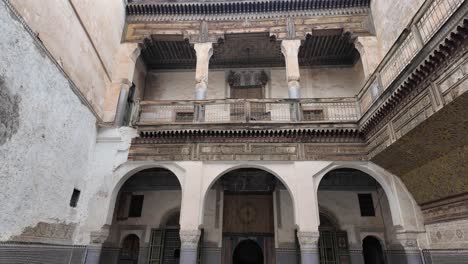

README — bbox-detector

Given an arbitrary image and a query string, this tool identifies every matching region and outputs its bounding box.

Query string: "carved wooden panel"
[223,194,274,234]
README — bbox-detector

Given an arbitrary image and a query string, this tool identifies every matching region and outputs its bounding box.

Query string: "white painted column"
[294,162,329,264]
[179,162,204,264]
[194,42,213,100]
[179,230,201,264]
[281,39,302,99]
[297,231,321,264]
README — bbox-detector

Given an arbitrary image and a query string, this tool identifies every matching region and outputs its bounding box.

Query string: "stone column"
[297,231,320,264]
[194,42,213,100]
[281,39,302,99]
[179,229,201,264]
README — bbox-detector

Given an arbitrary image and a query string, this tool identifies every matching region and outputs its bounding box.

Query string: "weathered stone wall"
[0,2,97,242]
[8,0,126,118]
[144,64,364,100]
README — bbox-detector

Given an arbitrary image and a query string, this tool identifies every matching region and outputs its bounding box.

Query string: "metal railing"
[357,0,465,114]
[135,98,360,125]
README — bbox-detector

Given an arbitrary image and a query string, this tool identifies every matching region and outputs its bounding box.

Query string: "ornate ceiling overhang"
[123,0,374,43]
[141,32,359,69]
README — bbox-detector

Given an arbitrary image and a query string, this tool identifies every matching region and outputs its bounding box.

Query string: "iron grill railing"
[135,98,360,125]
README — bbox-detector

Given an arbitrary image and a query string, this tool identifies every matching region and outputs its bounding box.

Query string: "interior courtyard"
[0,0,467,264]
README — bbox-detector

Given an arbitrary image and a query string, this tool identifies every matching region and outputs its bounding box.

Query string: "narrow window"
[128,195,144,217]
[70,189,81,208]
[358,193,375,217]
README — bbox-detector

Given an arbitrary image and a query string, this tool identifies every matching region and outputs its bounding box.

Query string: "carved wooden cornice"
[126,0,371,21]
[136,128,364,144]
[124,0,373,43]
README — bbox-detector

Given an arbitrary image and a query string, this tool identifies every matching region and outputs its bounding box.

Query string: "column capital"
[281,39,302,55]
[179,229,201,249]
[297,231,320,250]
[193,42,214,56]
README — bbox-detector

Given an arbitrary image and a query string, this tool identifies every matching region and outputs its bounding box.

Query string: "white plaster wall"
[109,190,182,244]
[144,70,226,100]
[0,2,97,241]
[114,191,181,227]
[275,189,297,247]
[145,65,364,100]
[202,189,222,246]
[300,61,365,98]
[318,191,388,247]
[371,0,425,56]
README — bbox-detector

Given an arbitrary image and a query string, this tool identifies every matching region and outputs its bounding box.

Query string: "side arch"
[104,161,186,225]
[314,162,407,230]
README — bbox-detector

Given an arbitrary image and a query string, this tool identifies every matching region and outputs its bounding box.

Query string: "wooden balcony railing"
[132,98,360,125]
[357,0,464,115]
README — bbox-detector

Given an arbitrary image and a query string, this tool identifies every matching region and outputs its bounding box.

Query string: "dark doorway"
[362,236,385,264]
[119,234,139,264]
[233,239,264,264]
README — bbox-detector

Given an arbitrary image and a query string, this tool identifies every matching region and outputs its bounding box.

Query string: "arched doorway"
[317,168,393,264]
[233,239,264,264]
[202,168,295,264]
[362,236,385,264]
[119,234,140,264]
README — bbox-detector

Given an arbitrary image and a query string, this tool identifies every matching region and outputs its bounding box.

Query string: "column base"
[180,247,198,264]
[301,249,320,264]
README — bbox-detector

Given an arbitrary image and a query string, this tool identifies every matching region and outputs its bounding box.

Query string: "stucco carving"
[90,225,110,245]
[179,229,201,249]
[297,231,320,250]
[0,76,20,146]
